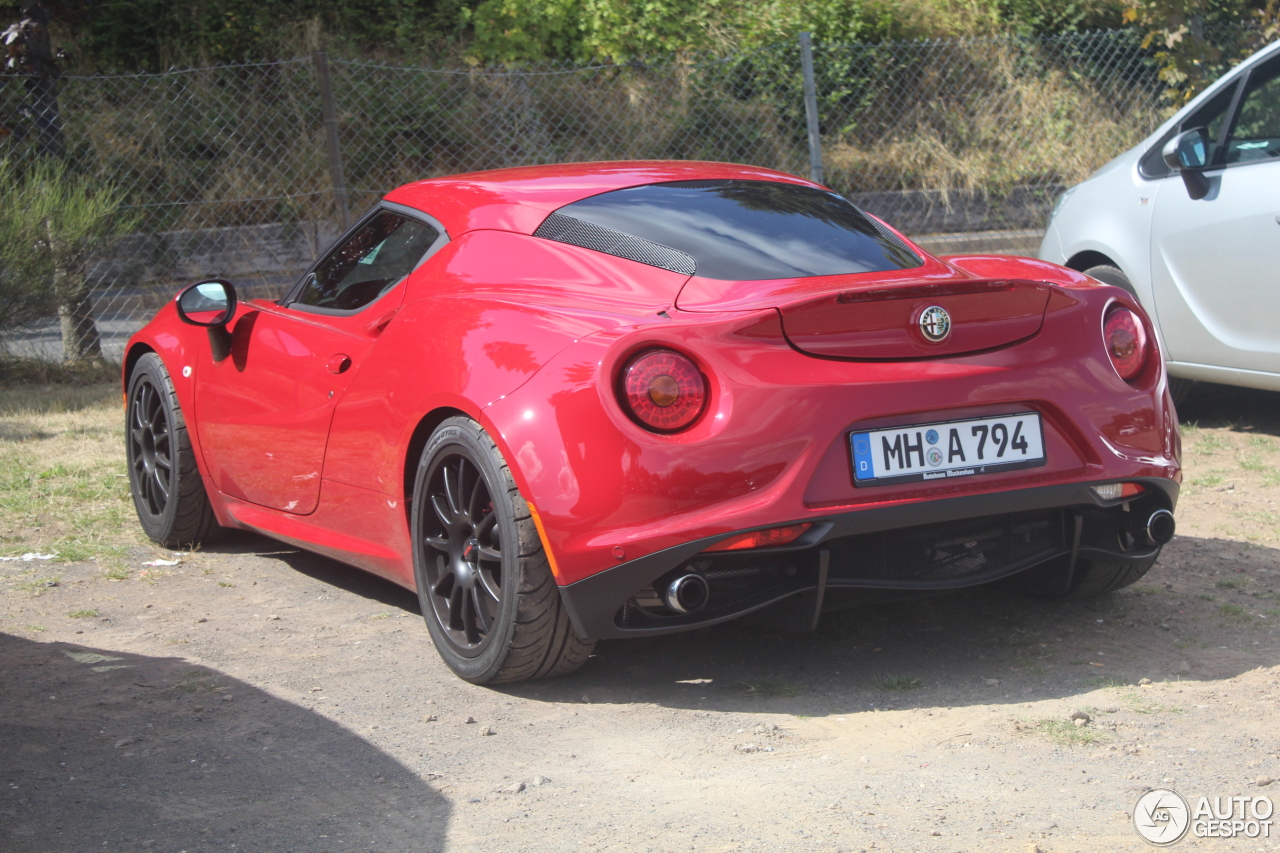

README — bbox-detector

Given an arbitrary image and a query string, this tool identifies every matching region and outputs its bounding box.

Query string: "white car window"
[1225,58,1280,164]
[1140,82,1238,177]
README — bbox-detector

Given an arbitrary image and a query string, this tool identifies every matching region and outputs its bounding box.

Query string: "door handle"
[326,354,352,374]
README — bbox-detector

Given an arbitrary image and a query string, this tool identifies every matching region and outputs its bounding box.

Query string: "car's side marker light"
[704,523,812,552]
[525,501,563,581]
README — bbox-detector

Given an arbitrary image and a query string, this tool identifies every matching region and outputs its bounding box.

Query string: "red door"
[194,302,376,514]
[193,206,443,515]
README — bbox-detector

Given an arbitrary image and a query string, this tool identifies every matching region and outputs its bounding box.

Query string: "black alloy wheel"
[128,373,173,519]
[411,417,595,684]
[125,353,224,548]
[419,452,505,655]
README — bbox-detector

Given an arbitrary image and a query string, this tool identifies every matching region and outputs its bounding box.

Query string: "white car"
[1040,39,1280,401]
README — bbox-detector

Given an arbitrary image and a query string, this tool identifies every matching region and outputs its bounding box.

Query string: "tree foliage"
[36,0,1130,70]
[0,160,134,332]
[46,0,479,71]
[463,0,1124,63]
[1123,0,1279,105]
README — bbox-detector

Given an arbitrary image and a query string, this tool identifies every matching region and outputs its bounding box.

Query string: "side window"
[295,211,439,312]
[1139,81,1238,179]
[1224,58,1280,164]
[1193,83,1238,164]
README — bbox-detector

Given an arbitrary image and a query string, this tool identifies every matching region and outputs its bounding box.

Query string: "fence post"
[313,50,351,230]
[798,32,824,185]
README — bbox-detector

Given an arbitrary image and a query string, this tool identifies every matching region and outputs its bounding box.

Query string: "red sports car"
[124,161,1181,684]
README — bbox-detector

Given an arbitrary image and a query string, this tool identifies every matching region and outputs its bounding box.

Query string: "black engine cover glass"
[541,179,921,280]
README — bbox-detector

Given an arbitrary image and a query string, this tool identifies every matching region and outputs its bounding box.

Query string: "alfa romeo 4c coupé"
[124,161,1181,683]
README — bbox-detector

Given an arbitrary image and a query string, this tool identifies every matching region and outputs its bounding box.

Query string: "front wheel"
[1082,263,1137,298]
[411,417,594,684]
[125,353,224,548]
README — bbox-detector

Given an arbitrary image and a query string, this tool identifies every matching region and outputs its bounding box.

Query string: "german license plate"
[851,412,1046,487]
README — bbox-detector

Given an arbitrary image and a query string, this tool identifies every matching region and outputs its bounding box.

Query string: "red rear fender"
[322,294,614,497]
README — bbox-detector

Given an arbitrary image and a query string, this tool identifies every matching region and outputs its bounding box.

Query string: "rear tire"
[411,417,595,684]
[1062,554,1157,599]
[125,353,224,549]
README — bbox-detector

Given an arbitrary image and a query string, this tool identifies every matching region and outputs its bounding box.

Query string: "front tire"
[1082,263,1137,298]
[411,417,594,684]
[125,353,224,548]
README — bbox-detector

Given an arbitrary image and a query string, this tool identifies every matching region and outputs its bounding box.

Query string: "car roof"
[383,160,818,237]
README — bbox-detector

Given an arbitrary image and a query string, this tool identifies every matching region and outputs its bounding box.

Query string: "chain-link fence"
[0,28,1245,365]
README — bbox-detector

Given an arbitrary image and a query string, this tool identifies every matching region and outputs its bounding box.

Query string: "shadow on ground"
[201,530,420,613]
[504,535,1279,716]
[176,381,1278,721]
[0,633,449,852]
[211,519,1279,721]
[1177,381,1280,434]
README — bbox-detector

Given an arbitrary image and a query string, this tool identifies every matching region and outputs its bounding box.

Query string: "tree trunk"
[57,287,102,364]
[46,218,101,364]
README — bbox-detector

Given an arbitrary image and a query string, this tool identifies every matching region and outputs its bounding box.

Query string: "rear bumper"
[558,477,1177,640]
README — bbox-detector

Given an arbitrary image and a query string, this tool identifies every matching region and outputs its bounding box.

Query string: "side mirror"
[176,280,237,361]
[1161,128,1212,200]
[177,280,237,326]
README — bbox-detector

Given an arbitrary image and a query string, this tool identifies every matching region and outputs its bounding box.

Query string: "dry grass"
[824,44,1161,194]
[1177,419,1280,545]
[0,382,145,565]
[1020,718,1111,746]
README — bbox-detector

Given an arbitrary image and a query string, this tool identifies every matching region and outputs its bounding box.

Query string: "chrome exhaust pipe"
[664,573,710,614]
[1142,509,1176,546]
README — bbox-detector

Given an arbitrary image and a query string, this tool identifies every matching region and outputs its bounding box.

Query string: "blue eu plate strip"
[852,433,875,481]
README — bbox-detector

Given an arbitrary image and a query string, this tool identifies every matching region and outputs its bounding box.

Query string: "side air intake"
[534,213,697,276]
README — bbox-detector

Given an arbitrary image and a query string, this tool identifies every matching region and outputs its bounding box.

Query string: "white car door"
[1150,55,1280,377]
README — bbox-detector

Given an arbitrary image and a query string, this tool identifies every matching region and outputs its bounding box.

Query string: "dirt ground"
[1,381,1278,853]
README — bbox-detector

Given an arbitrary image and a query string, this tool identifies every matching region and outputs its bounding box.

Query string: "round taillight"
[1104,306,1148,381]
[619,348,706,432]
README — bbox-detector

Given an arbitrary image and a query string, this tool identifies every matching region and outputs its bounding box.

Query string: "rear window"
[534,179,921,281]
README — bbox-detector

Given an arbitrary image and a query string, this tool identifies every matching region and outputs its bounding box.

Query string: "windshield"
[536,179,921,281]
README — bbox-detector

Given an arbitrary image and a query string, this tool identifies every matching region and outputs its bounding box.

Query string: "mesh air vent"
[534,213,697,276]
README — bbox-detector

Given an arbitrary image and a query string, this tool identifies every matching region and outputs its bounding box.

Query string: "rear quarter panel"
[321,229,689,497]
